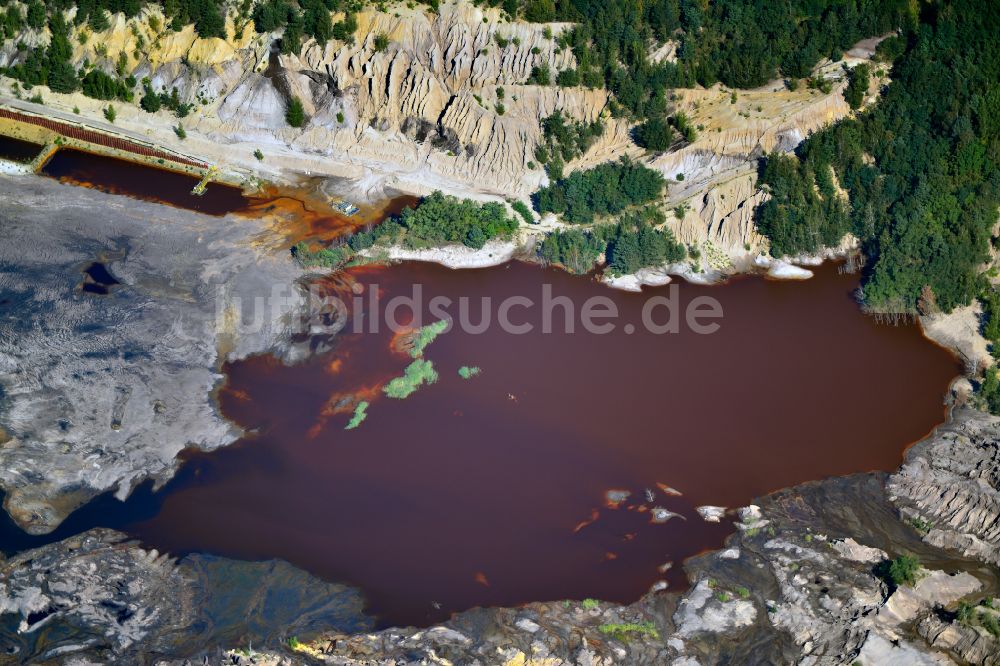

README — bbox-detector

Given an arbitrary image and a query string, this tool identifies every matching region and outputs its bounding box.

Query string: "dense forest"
[349,191,519,251]
[501,0,913,126]
[293,191,520,268]
[538,206,686,274]
[755,0,1000,314]
[532,110,604,180]
[6,0,998,313]
[3,0,914,116]
[534,157,664,225]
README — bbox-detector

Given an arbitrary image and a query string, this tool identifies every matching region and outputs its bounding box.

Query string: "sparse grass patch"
[909,516,932,536]
[598,622,659,641]
[958,600,1000,637]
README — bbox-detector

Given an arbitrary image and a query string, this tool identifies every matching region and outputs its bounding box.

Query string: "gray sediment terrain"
[0,174,306,534]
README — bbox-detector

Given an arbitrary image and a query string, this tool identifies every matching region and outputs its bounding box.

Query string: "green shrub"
[980,611,1000,637]
[538,228,604,274]
[81,70,132,102]
[604,208,685,274]
[285,97,305,128]
[533,156,664,225]
[527,63,551,85]
[668,111,697,143]
[843,63,870,110]
[140,82,162,113]
[876,554,920,590]
[511,200,534,224]
[537,110,604,165]
[908,517,932,536]
[633,116,673,151]
[291,242,352,269]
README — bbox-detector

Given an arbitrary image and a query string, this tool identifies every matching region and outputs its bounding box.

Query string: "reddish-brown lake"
[42,148,251,215]
[99,260,958,628]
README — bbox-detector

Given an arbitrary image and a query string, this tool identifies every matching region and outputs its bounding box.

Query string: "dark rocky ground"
[0,529,372,663]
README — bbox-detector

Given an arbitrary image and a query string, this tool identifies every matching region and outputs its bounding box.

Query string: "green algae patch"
[410,319,449,358]
[345,401,369,430]
[458,365,481,379]
[384,359,439,399]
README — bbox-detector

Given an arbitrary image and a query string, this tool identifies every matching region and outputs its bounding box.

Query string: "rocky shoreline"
[236,407,998,666]
[2,407,997,664]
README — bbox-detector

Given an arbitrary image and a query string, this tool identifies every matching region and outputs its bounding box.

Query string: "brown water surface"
[39,148,421,242]
[122,261,959,628]
[42,148,251,215]
[0,135,42,163]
